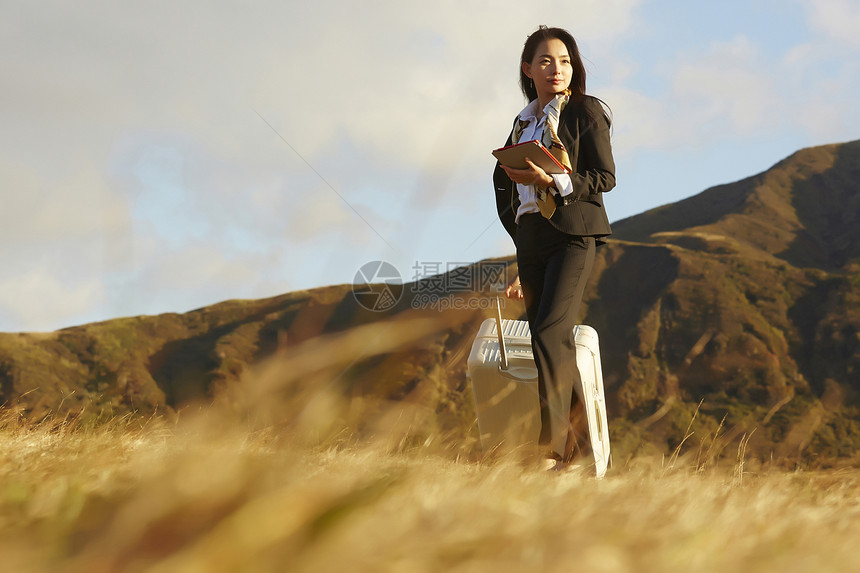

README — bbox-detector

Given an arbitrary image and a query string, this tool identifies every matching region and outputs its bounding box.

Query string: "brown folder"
[492,140,569,174]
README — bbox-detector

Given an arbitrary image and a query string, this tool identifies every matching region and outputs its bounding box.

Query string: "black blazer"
[493,95,616,244]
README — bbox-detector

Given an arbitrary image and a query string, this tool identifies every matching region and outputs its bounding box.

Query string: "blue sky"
[1,0,858,332]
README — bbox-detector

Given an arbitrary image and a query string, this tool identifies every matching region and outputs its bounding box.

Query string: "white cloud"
[801,0,860,47]
[3,0,644,171]
[606,26,860,159]
[0,270,106,332]
[0,160,131,244]
[285,192,368,243]
[601,87,673,152]
[247,0,644,174]
[671,37,778,135]
[791,71,860,140]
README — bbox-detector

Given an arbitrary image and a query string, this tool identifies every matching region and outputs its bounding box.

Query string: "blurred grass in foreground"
[2,314,859,572]
[2,410,860,573]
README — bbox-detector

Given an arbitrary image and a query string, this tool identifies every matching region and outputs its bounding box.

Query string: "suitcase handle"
[495,297,509,370]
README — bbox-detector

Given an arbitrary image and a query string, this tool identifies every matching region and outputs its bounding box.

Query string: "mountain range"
[2,139,858,466]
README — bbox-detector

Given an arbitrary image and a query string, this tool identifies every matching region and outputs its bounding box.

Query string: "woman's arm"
[564,97,616,201]
[493,160,518,243]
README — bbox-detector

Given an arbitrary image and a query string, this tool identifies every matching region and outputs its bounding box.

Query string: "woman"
[493,26,615,469]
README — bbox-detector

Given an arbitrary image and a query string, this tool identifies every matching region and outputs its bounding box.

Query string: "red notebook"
[492,140,569,174]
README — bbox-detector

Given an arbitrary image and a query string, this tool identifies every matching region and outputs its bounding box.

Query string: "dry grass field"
[2,400,860,573]
[2,317,859,573]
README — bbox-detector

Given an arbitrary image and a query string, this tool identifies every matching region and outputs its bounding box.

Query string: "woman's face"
[522,38,572,102]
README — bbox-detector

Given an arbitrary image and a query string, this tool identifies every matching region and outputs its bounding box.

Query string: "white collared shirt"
[514,98,574,223]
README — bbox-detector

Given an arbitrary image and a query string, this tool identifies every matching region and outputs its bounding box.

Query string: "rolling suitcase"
[467,303,611,478]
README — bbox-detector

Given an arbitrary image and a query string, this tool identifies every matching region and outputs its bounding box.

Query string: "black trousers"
[516,213,596,460]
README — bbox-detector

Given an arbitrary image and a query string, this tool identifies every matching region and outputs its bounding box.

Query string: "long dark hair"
[519,26,610,128]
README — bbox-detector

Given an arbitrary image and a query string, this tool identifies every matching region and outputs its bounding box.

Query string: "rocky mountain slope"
[2,140,858,465]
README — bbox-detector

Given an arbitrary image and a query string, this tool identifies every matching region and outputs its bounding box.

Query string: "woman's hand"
[500,158,554,187]
[505,274,524,300]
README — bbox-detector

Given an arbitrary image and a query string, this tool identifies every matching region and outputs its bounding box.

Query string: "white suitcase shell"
[467,317,611,478]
